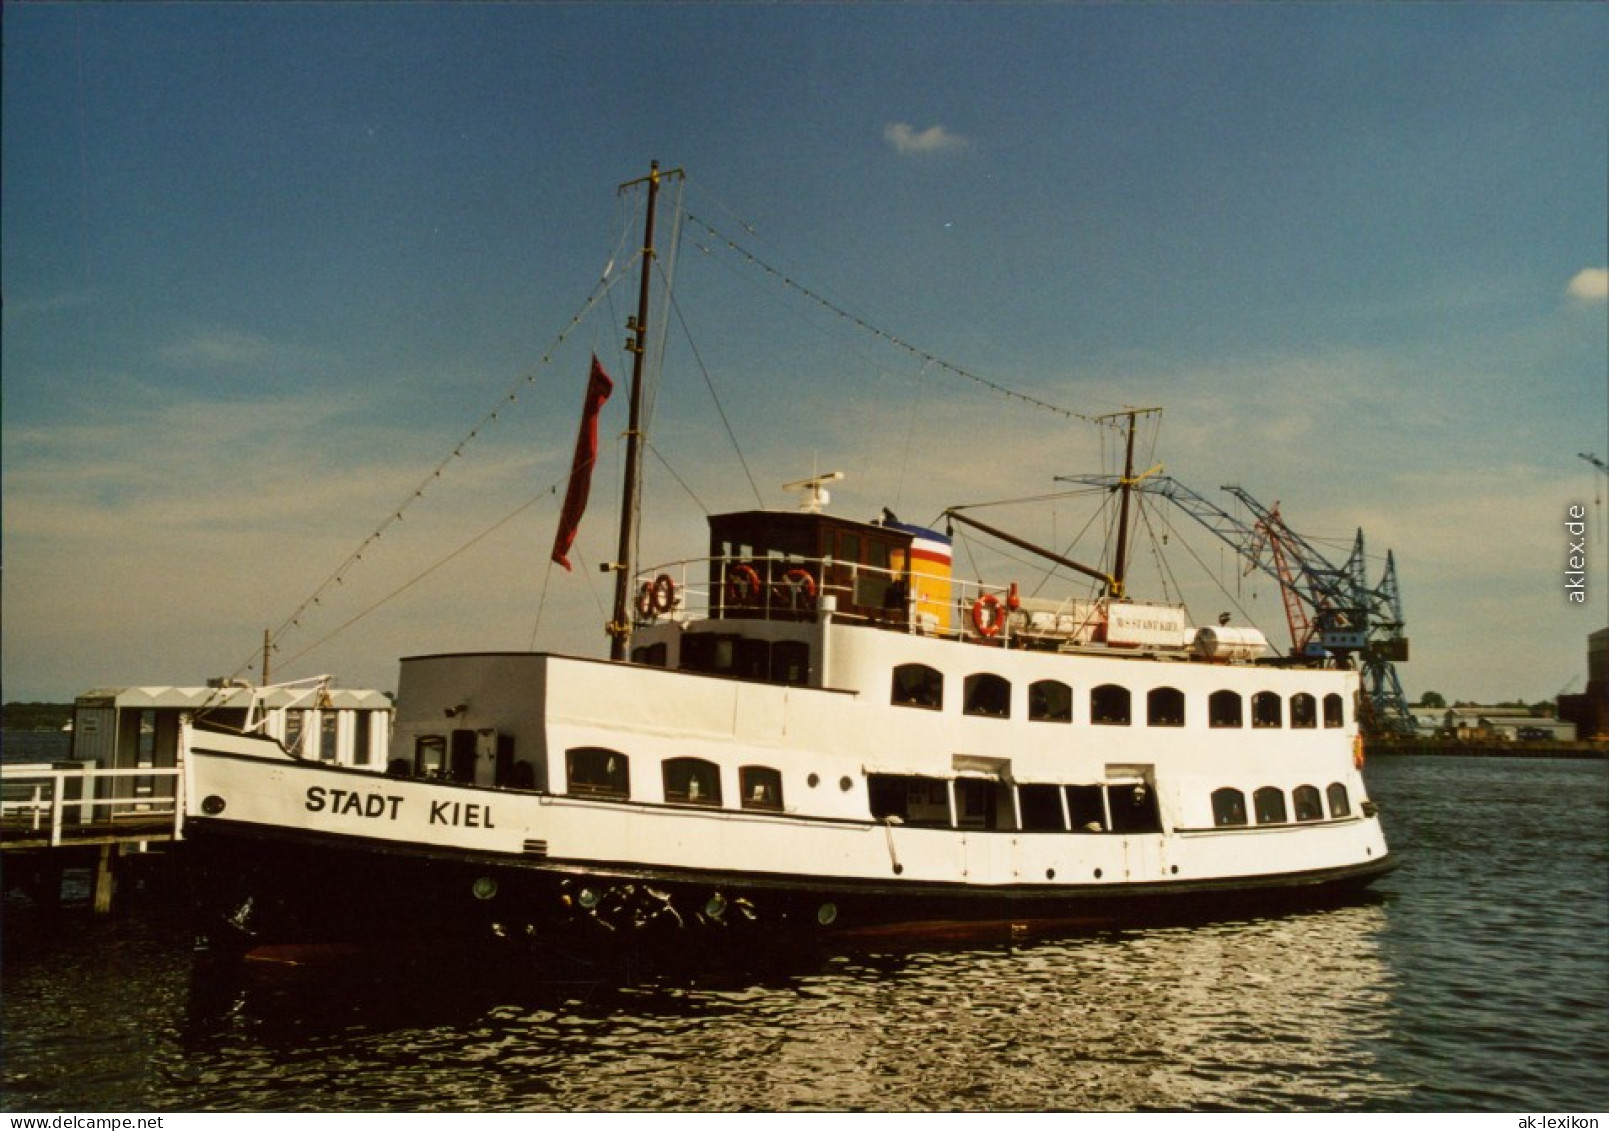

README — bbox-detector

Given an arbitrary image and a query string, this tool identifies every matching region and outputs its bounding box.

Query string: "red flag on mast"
[550,355,615,572]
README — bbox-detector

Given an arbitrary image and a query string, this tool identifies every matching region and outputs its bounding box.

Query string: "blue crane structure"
[1059,473,1416,737]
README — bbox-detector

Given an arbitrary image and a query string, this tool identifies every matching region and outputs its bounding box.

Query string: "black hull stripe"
[186,816,1396,904]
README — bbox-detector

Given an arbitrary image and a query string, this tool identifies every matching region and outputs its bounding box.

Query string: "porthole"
[839,776,853,792]
[808,773,820,788]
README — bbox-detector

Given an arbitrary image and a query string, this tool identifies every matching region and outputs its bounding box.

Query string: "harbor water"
[2,734,1605,1113]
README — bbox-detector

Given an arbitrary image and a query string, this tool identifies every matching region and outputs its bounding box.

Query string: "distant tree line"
[1,702,73,731]
[1414,692,1558,717]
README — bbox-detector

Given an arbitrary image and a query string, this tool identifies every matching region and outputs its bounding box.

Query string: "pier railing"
[0,763,182,847]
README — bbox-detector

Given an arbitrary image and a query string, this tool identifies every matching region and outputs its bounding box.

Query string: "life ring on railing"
[971,593,1003,638]
[726,563,762,606]
[1353,734,1365,771]
[775,568,818,611]
[635,581,656,618]
[650,573,677,614]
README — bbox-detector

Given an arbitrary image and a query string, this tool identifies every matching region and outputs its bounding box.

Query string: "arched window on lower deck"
[1293,784,1324,821]
[663,757,722,806]
[1254,786,1288,824]
[740,765,784,811]
[1211,787,1247,826]
[567,747,630,800]
[1327,782,1352,818]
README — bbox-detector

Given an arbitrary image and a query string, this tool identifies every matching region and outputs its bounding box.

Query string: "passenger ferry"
[181,165,1393,948]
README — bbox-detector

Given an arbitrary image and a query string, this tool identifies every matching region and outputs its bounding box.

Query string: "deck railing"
[0,763,182,847]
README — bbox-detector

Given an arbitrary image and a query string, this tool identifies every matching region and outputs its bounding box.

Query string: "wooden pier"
[1,762,182,912]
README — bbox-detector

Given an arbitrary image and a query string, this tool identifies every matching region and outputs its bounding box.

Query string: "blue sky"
[3,3,1606,706]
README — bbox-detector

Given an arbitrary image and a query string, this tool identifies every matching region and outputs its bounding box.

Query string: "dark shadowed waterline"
[2,736,1605,1112]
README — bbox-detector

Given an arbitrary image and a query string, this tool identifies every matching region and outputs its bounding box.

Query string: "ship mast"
[608,161,670,662]
[1103,407,1163,601]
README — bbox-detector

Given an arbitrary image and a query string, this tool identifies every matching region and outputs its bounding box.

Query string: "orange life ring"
[775,568,818,610]
[634,581,656,618]
[651,573,677,614]
[1352,734,1365,771]
[971,593,1003,638]
[726,563,762,605]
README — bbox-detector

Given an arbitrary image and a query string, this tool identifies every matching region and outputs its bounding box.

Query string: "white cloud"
[1566,267,1608,303]
[884,122,969,156]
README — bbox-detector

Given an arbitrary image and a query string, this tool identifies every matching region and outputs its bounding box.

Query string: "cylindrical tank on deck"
[1193,625,1270,661]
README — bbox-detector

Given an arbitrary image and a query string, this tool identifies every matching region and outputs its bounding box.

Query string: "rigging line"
[664,280,766,508]
[1169,516,1263,635]
[235,261,635,683]
[644,439,712,516]
[273,489,556,673]
[892,359,933,515]
[683,212,1112,429]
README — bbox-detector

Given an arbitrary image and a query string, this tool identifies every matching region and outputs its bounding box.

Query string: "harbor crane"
[1060,473,1416,737]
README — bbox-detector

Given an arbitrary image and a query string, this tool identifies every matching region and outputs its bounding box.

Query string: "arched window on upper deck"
[963,673,1011,718]
[1290,693,1318,729]
[1147,687,1185,727]
[1090,684,1132,726]
[1028,680,1072,723]
[1209,690,1244,729]
[892,664,943,710]
[1323,693,1346,728]
[1252,691,1283,729]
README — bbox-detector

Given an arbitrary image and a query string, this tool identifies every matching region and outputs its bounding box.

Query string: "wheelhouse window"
[1327,782,1351,818]
[964,673,1011,718]
[771,641,811,685]
[1028,680,1072,723]
[1066,785,1107,832]
[1209,690,1244,728]
[1018,784,1066,831]
[1147,686,1185,727]
[740,765,783,811]
[1212,787,1247,826]
[1252,691,1283,729]
[1090,684,1132,726]
[868,773,951,827]
[1323,693,1346,728]
[1293,785,1324,822]
[663,757,722,806]
[631,642,669,667]
[567,747,629,799]
[892,664,943,710]
[1290,693,1318,729]
[1254,786,1288,825]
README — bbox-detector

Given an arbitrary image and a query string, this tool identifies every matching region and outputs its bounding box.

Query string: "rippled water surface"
[3,753,1605,1112]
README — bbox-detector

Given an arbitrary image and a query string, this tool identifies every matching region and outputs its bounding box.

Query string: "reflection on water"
[151,903,1403,1112]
